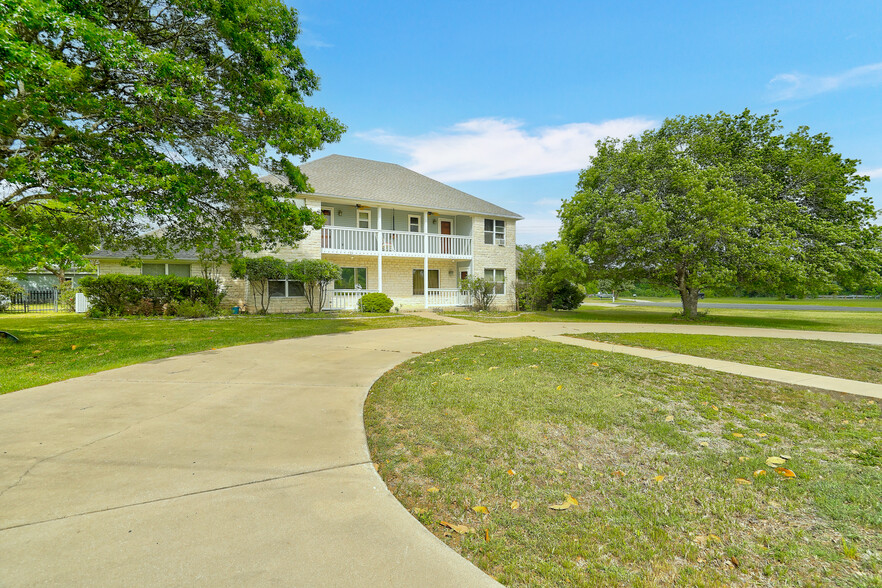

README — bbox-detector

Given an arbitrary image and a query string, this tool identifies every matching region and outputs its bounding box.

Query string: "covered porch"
[322,254,473,311]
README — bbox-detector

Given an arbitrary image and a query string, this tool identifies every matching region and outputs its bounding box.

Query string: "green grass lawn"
[0,312,444,395]
[442,305,882,333]
[616,296,882,308]
[574,333,882,384]
[365,338,881,587]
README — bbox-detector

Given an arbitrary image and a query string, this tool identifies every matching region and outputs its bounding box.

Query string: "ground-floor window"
[484,268,505,294]
[336,267,367,290]
[142,263,191,277]
[268,279,305,297]
[413,269,439,295]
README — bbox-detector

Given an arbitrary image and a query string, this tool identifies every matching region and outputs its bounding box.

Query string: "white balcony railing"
[427,288,472,308]
[324,289,379,311]
[322,226,471,258]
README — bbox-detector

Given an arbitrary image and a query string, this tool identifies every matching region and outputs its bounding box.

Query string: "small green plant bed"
[365,338,881,587]
[0,313,444,395]
[441,306,882,333]
[574,333,882,384]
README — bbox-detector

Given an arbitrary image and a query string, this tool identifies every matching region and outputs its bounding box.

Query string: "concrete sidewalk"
[2,319,881,586]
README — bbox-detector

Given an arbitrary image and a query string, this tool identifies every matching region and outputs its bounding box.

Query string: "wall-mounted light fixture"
[337,209,342,216]
[432,218,437,224]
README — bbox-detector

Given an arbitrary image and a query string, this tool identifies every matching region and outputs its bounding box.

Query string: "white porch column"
[469,216,475,277]
[377,207,383,293]
[423,211,429,308]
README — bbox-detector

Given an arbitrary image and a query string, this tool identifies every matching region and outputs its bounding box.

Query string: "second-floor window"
[484,219,505,246]
[357,210,371,229]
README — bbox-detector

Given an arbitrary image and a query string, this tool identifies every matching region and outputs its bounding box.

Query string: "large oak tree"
[1,0,344,270]
[559,110,880,318]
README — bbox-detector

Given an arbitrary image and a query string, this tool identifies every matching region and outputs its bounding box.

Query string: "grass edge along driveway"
[572,332,882,385]
[365,337,882,587]
[0,313,446,395]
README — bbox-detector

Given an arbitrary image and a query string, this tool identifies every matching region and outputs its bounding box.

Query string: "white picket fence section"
[75,292,91,313]
[324,289,379,311]
[321,226,471,259]
[427,288,471,308]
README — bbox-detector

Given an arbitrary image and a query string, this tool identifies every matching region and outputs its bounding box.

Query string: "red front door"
[322,209,332,247]
[441,221,452,254]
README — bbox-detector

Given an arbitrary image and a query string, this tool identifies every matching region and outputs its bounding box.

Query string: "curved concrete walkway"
[1,320,881,586]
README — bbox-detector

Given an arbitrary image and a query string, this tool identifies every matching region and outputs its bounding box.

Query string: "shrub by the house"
[358,292,394,313]
[79,275,223,316]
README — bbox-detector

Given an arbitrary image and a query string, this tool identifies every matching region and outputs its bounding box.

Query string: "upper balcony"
[321,226,472,259]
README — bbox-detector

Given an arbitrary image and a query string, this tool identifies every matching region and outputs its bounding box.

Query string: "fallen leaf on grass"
[464,377,472,381]
[699,441,709,447]
[664,415,674,422]
[554,468,565,474]
[591,362,599,367]
[732,433,744,438]
[757,433,767,438]
[654,475,665,483]
[614,393,623,397]
[565,494,579,505]
[729,556,740,568]
[439,521,473,534]
[708,534,721,543]
[484,529,490,542]
[613,470,626,477]
[738,456,747,462]
[556,385,563,390]
[765,456,786,467]
[548,502,571,511]
[431,382,438,386]
[510,501,519,510]
[71,345,77,350]
[529,364,539,369]
[373,463,380,471]
[735,478,752,485]
[506,469,515,476]
[532,347,538,352]
[780,454,792,460]
[488,366,498,371]
[753,469,766,477]
[711,405,719,411]
[775,467,796,478]
[427,487,439,493]
[577,462,583,471]
[472,505,489,514]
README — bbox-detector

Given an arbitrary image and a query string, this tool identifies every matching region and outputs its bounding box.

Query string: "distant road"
[604,300,882,313]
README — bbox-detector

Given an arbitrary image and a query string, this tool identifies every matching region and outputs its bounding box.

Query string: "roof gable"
[263,154,522,220]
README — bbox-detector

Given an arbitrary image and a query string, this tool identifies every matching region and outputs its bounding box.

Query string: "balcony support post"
[424,211,429,309]
[377,207,383,293]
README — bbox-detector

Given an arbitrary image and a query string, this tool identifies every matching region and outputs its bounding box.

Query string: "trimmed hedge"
[79,274,223,316]
[358,292,394,313]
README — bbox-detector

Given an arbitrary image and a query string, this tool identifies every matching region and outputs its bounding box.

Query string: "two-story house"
[89,155,522,312]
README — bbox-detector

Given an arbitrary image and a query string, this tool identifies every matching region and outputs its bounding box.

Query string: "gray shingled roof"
[262,154,523,220]
[87,247,199,261]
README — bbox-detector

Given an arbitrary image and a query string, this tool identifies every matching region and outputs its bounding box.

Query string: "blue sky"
[289,1,882,245]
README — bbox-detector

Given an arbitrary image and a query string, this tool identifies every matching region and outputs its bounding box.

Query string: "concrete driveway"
[2,320,881,586]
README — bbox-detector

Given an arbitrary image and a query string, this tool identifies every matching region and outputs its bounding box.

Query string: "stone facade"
[91,198,519,313]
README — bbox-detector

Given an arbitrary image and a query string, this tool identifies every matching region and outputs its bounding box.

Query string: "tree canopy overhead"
[559,110,880,318]
[1,0,344,270]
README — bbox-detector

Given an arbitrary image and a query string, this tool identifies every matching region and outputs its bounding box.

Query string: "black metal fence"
[2,288,59,313]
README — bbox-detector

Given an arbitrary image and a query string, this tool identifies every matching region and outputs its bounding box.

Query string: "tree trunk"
[678,287,700,319]
[676,267,700,319]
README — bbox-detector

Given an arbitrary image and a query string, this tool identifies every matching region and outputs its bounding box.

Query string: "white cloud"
[358,117,656,182]
[517,198,565,245]
[860,167,882,179]
[769,62,882,101]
